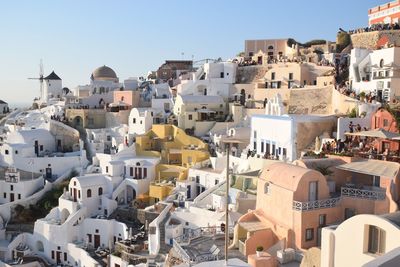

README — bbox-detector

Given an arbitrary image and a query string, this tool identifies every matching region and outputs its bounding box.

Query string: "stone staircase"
[158,213,172,254]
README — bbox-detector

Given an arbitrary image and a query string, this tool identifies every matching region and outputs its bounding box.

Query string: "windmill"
[28,60,44,99]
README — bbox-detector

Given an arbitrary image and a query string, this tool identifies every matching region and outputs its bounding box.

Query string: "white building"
[349,47,400,102]
[86,125,129,155]
[0,167,44,204]
[0,100,9,116]
[128,108,154,136]
[73,65,122,107]
[176,61,237,100]
[250,114,336,161]
[321,212,400,267]
[93,148,160,201]
[173,94,226,136]
[0,122,87,178]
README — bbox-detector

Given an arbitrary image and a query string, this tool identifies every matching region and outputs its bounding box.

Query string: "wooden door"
[94,235,100,248]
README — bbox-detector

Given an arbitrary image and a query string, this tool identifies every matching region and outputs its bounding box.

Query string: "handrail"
[341,187,386,201]
[292,197,341,211]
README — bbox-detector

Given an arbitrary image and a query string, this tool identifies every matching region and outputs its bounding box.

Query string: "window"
[380,59,384,68]
[264,182,270,194]
[253,130,257,139]
[87,234,92,243]
[98,187,103,196]
[105,166,109,173]
[366,225,385,254]
[64,252,67,261]
[305,228,314,241]
[289,73,293,80]
[140,120,143,124]
[87,189,92,198]
[196,176,200,183]
[261,142,264,153]
[78,190,81,199]
[18,194,21,199]
[319,214,326,226]
[220,72,224,78]
[10,185,13,191]
[133,118,136,124]
[283,148,287,157]
[383,119,389,127]
[51,251,55,259]
[40,145,43,151]
[130,167,134,177]
[253,141,257,150]
[5,150,8,155]
[15,150,18,154]
[188,114,193,120]
[268,45,274,50]
[215,179,219,185]
[3,193,6,198]
[271,72,276,80]
[143,168,147,178]
[387,81,391,88]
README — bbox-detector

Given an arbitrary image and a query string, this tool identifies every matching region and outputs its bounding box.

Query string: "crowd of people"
[348,22,400,35]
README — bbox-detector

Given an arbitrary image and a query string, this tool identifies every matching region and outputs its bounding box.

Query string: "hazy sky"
[0,0,389,105]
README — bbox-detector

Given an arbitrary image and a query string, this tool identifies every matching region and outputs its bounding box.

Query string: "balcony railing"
[292,197,341,211]
[341,187,386,201]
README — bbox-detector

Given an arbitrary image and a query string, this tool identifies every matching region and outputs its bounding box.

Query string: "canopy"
[345,128,400,139]
[336,160,399,178]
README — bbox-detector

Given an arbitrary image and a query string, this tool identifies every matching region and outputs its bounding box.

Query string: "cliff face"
[351,30,400,50]
[236,66,269,84]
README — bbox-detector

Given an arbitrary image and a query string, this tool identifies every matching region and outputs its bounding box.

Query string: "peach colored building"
[256,62,334,89]
[370,107,399,152]
[113,90,140,107]
[232,157,400,259]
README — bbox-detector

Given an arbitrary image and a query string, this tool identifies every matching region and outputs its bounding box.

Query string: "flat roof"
[238,220,268,232]
[336,160,399,178]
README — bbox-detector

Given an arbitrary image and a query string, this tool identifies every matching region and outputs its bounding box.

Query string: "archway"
[73,116,83,128]
[36,240,44,252]
[126,185,137,203]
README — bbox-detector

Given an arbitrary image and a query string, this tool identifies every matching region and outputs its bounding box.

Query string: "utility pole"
[225,142,230,264]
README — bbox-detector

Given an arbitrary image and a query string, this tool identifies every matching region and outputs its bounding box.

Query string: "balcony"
[292,197,341,211]
[341,186,385,201]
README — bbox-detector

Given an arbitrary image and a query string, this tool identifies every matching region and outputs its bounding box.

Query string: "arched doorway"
[126,186,137,203]
[73,116,83,128]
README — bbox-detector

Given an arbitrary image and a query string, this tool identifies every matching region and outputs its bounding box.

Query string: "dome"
[91,65,118,81]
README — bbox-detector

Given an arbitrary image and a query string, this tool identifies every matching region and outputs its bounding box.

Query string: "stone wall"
[351,30,400,50]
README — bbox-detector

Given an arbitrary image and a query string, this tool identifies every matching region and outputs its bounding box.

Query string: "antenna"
[28,59,44,99]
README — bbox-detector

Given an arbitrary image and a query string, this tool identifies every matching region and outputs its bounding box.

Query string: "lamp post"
[225,142,230,264]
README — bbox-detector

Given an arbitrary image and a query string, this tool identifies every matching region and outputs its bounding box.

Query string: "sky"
[0,0,390,106]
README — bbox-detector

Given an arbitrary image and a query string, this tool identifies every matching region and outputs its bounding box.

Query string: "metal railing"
[173,239,190,263]
[341,187,386,201]
[292,197,341,211]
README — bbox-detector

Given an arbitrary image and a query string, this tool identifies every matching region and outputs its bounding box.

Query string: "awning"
[345,128,400,139]
[336,160,399,178]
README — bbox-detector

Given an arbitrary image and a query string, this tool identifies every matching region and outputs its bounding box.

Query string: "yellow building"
[136,125,210,202]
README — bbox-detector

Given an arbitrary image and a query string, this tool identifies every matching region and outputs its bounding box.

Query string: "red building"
[368,1,400,26]
[370,108,399,152]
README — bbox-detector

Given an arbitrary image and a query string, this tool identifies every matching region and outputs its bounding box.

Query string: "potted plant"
[256,245,264,257]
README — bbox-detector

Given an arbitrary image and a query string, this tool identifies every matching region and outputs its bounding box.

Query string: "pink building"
[232,157,400,261]
[113,90,140,108]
